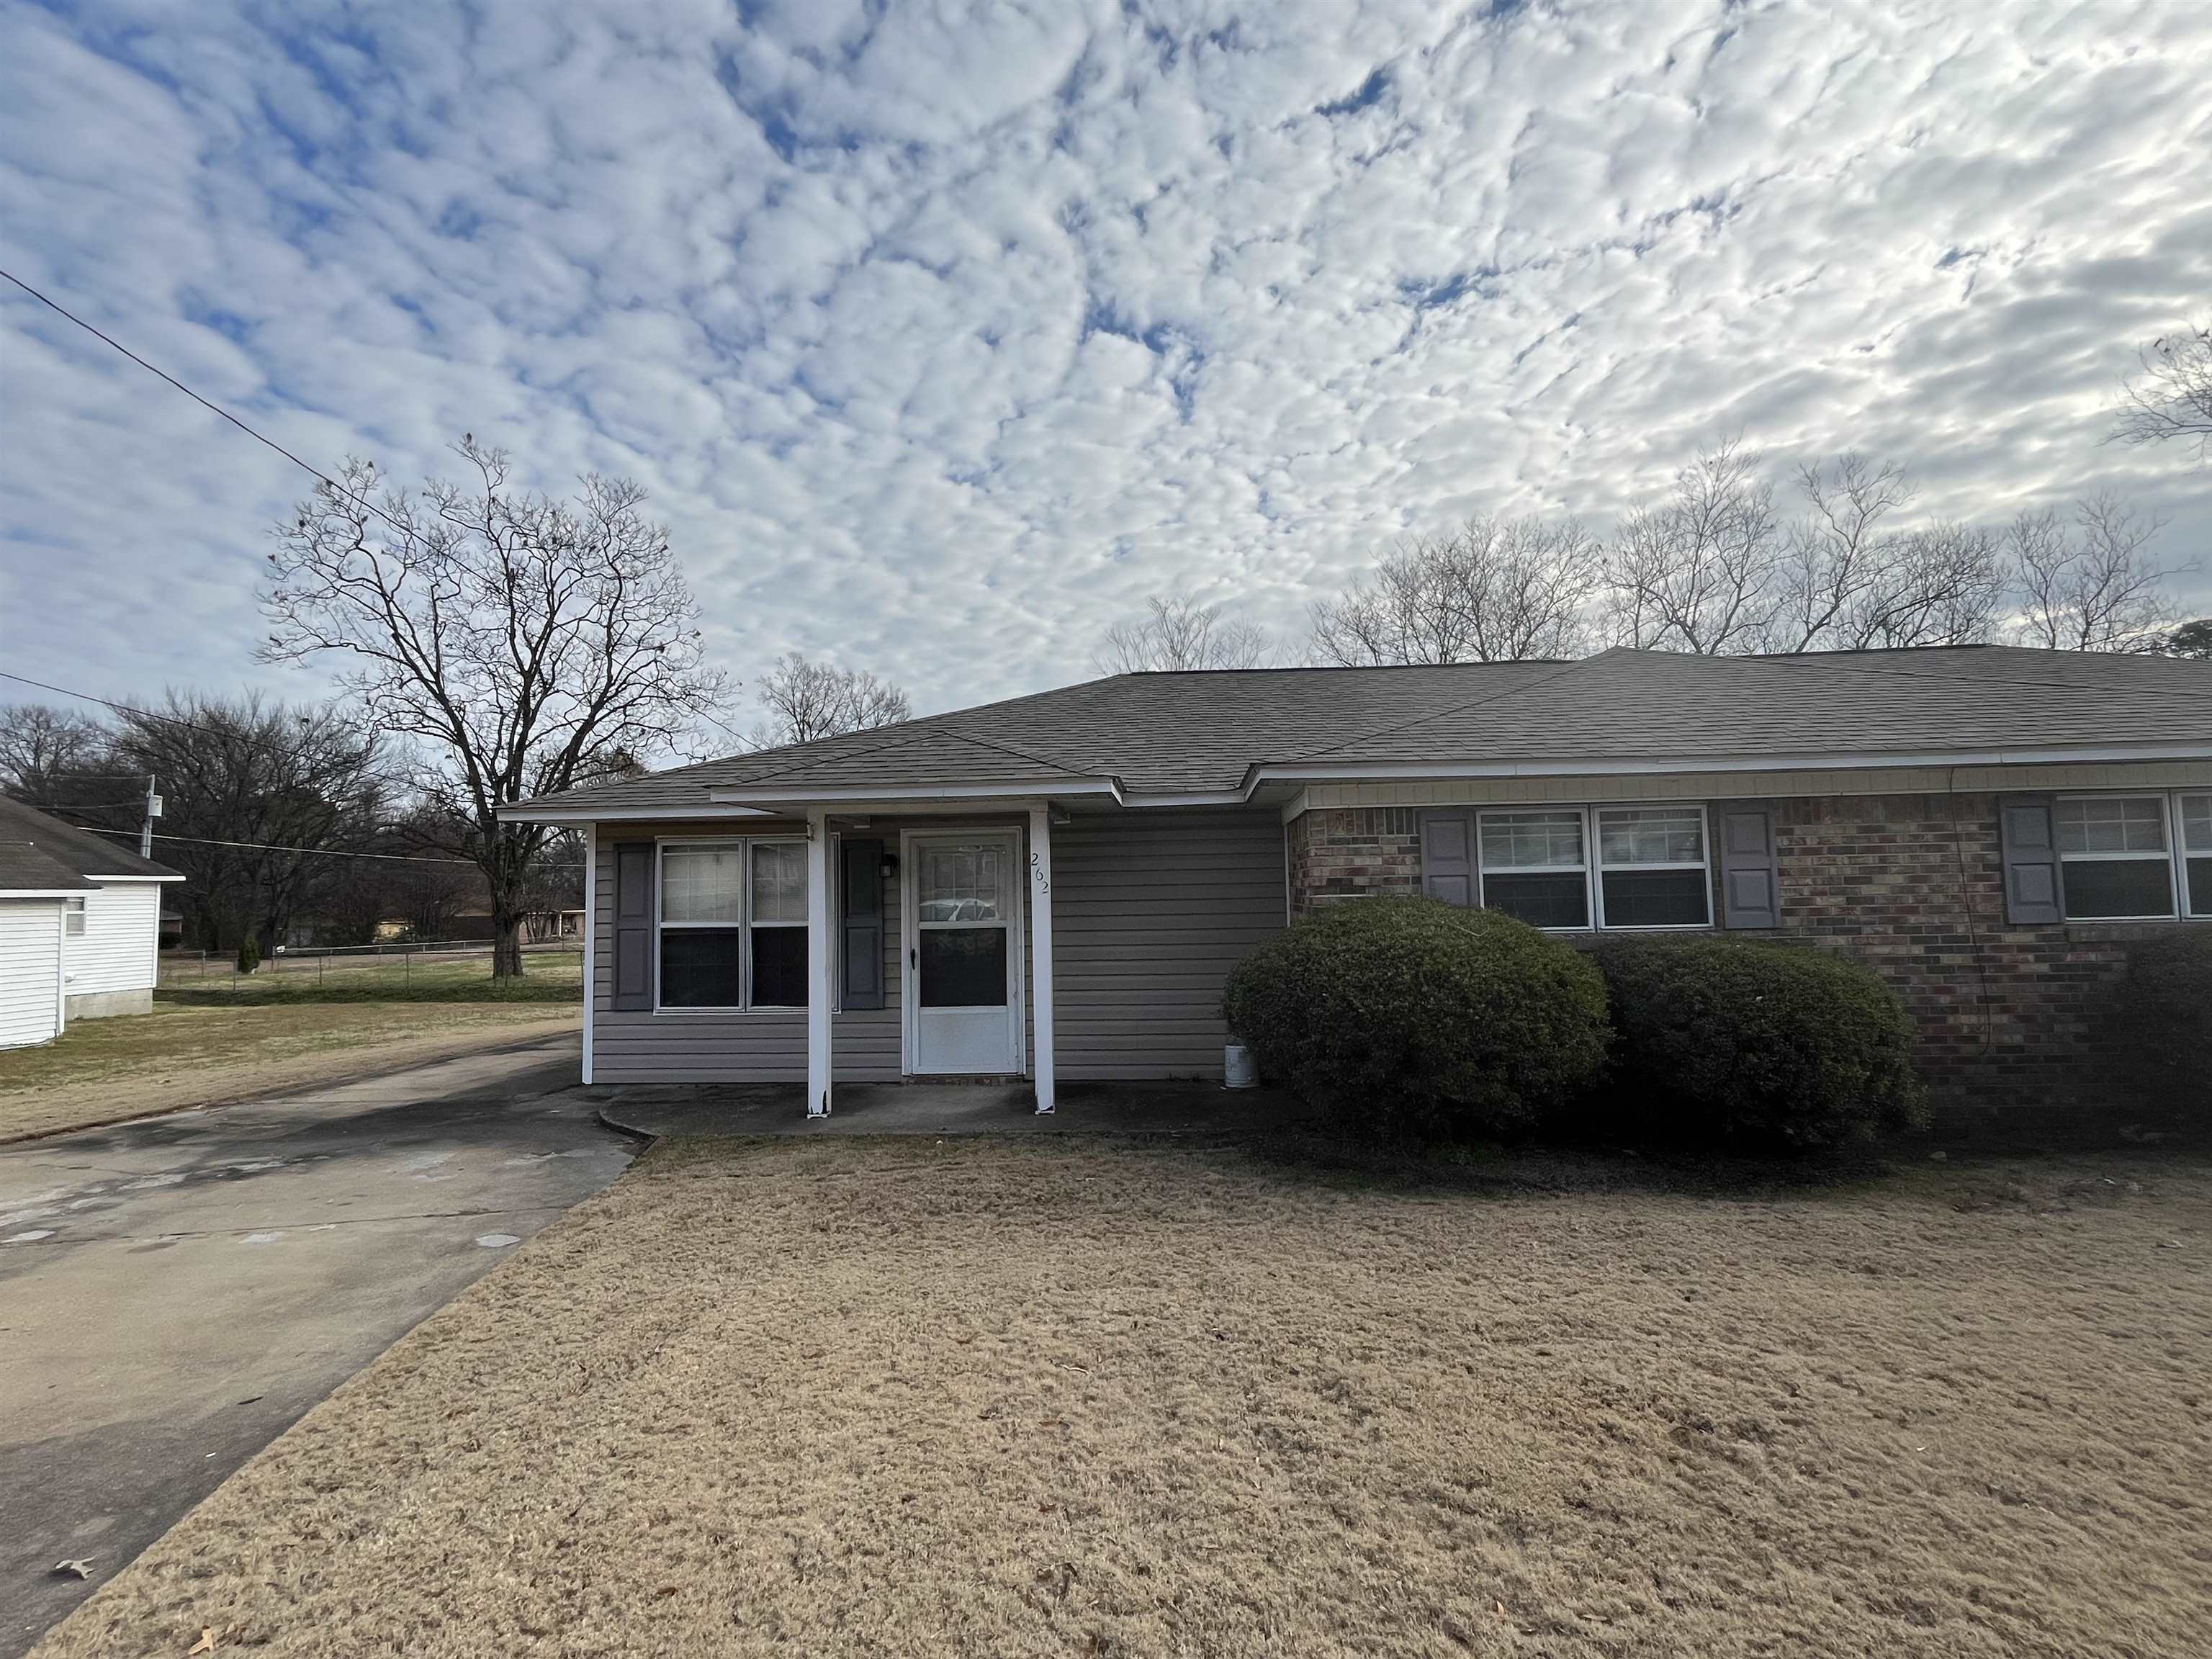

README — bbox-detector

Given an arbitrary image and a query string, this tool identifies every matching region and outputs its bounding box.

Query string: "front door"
[906,830,1022,1075]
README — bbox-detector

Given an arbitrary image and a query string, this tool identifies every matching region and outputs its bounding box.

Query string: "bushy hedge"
[1221,895,1609,1139]
[2104,932,2212,1112]
[1591,935,1923,1150]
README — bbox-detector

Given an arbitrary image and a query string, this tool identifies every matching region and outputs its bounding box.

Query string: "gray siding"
[590,825,903,1085]
[585,807,1283,1085]
[1053,808,1285,1080]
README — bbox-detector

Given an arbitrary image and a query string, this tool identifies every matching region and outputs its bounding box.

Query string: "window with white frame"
[63,898,86,936]
[1596,807,1712,927]
[657,840,808,1010]
[2185,793,2211,919]
[1478,810,1591,930]
[2056,796,2175,920]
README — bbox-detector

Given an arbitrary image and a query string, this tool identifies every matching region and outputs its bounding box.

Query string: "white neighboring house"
[0,797,185,1049]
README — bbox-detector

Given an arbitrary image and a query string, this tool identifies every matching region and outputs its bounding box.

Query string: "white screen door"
[907,831,1020,1074]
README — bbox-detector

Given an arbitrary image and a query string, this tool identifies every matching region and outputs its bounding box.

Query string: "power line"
[0,669,307,752]
[77,824,583,868]
[0,266,403,536]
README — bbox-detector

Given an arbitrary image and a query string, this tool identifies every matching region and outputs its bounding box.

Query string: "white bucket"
[1223,1040,1258,1090]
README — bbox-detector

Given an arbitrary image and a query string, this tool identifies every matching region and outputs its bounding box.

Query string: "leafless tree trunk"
[2111,321,2212,463]
[1602,440,1784,654]
[747,653,912,750]
[1096,591,1275,673]
[2006,492,2188,652]
[261,439,730,977]
[1311,516,1601,665]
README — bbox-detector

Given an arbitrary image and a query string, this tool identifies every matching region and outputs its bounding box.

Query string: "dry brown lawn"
[0,1000,578,1142]
[35,1137,2212,1658]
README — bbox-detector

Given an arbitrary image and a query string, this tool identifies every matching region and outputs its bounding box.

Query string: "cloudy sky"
[2,0,2208,741]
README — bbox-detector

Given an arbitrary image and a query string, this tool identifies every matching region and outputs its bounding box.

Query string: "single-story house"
[500,645,2212,1117]
[0,797,185,1049]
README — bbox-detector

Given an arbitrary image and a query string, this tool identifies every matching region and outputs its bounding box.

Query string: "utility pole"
[140,775,162,859]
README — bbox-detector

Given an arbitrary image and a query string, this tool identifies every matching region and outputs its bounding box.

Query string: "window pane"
[919,928,1008,1007]
[751,843,808,925]
[2056,797,2167,855]
[1598,809,1704,866]
[2061,859,2174,920]
[660,929,743,1007]
[2188,858,2211,918]
[661,846,744,925]
[1480,811,1584,870]
[1601,868,1710,927]
[2182,796,2212,854]
[918,842,1005,923]
[1484,872,1588,929]
[748,927,808,1007]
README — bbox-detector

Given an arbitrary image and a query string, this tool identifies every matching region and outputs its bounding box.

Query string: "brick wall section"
[1287,808,1421,917]
[1288,793,2196,1112]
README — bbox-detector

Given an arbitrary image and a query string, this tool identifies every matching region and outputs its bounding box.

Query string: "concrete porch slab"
[588,1079,1318,1139]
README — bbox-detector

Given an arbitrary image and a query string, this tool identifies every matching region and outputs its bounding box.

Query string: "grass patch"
[157,951,581,1005]
[38,1136,2212,1658]
[0,999,577,1141]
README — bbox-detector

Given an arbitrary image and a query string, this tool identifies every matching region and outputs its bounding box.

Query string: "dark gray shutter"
[611,841,655,1010]
[1716,804,1781,929]
[1420,809,1475,907]
[1997,794,2064,925]
[840,837,885,1010]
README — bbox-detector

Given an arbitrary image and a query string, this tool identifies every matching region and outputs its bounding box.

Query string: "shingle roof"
[509,645,2212,816]
[0,796,184,890]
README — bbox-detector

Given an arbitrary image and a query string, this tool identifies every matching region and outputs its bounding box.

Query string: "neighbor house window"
[63,898,86,936]
[2181,793,2211,918]
[657,840,807,1010]
[1596,807,1712,927]
[2056,796,2175,920]
[1478,810,1589,930]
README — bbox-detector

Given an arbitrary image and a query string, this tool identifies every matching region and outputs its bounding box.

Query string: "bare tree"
[2006,491,2189,652]
[95,693,387,955]
[1850,522,2007,648]
[261,438,730,976]
[1096,591,1275,673]
[1603,440,1784,654]
[1311,516,1601,665]
[747,653,912,750]
[0,704,109,801]
[2112,320,2212,463]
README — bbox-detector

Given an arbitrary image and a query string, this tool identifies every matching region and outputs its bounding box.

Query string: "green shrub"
[2104,932,2212,1111]
[1221,895,1609,1139]
[1591,936,1923,1151]
[235,935,261,976]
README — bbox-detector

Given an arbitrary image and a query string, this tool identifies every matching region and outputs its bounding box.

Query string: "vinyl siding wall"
[584,807,1284,1085]
[0,899,65,1049]
[1053,807,1285,1079]
[64,881,161,999]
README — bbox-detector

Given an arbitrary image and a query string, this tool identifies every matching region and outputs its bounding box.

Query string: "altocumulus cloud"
[2,0,2208,724]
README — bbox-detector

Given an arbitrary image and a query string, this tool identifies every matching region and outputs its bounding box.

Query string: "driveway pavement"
[0,1037,630,1657]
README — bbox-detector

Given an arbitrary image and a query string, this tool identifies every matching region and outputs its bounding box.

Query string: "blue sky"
[2,0,2208,741]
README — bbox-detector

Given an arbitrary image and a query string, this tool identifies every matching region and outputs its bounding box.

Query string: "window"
[1596,807,1712,927]
[2056,796,2175,920]
[1478,810,1589,929]
[657,840,807,1010]
[2181,793,2211,918]
[63,898,86,937]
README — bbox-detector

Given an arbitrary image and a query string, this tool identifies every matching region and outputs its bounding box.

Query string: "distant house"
[0,798,185,1050]
[499,646,2211,1117]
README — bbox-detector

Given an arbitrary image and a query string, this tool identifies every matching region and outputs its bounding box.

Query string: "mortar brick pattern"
[1287,807,1422,918]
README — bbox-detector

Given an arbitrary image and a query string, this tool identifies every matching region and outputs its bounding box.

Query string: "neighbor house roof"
[503,645,2212,819]
[0,796,184,892]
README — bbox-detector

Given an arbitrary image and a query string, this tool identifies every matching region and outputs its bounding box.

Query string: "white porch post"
[806,808,833,1118]
[1028,803,1056,1114]
[580,824,596,1086]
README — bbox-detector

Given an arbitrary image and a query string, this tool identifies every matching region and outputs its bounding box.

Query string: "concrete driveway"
[0,1037,631,1657]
